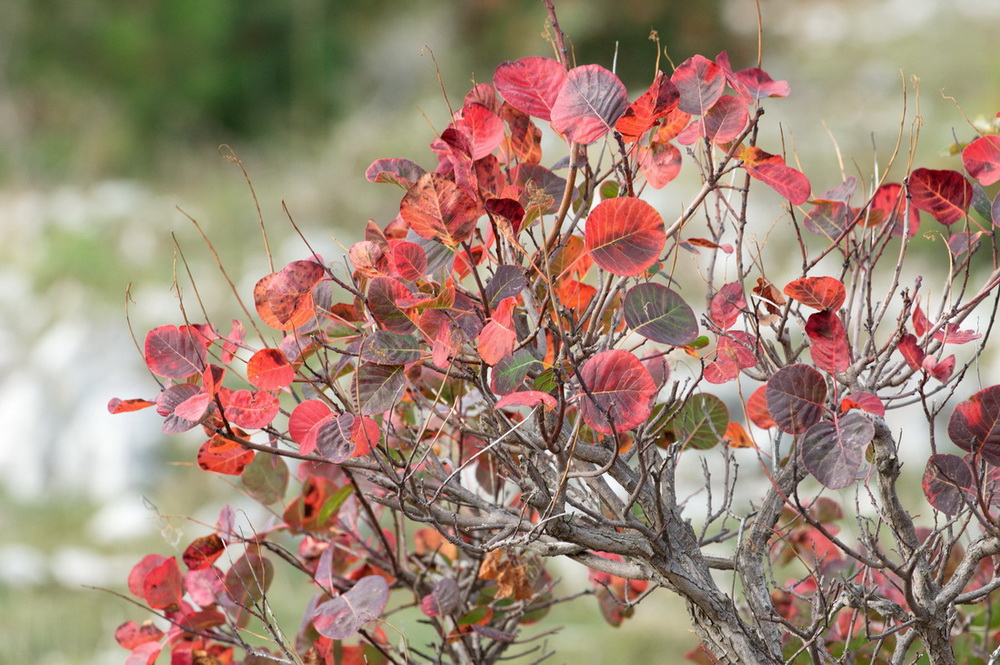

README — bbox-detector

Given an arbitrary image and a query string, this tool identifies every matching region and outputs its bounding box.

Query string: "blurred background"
[1,1,999,663]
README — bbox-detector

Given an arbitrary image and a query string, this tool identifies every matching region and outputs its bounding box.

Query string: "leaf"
[182,534,225,570]
[671,55,725,116]
[313,575,390,640]
[495,390,558,410]
[740,147,811,205]
[145,324,208,379]
[922,454,975,515]
[484,265,527,309]
[241,453,289,505]
[124,641,161,665]
[399,173,480,246]
[156,383,205,433]
[747,385,776,429]
[490,349,537,396]
[354,362,406,415]
[676,95,747,145]
[948,385,1000,465]
[578,350,655,434]
[391,241,428,281]
[314,413,359,463]
[805,310,851,374]
[478,297,518,366]
[622,282,699,345]
[766,364,827,434]
[184,566,224,607]
[493,56,566,121]
[550,64,628,144]
[585,197,666,276]
[108,397,155,414]
[840,392,885,417]
[709,282,746,330]
[453,103,505,160]
[143,556,184,611]
[224,390,280,429]
[197,435,255,475]
[288,399,333,454]
[361,331,421,365]
[485,198,526,234]
[420,578,461,617]
[672,393,729,449]
[637,141,683,189]
[908,168,972,225]
[367,276,417,334]
[962,135,1000,186]
[723,421,755,448]
[247,348,295,390]
[800,411,874,490]
[224,549,273,607]
[500,104,543,163]
[730,67,790,101]
[802,201,850,239]
[865,182,919,238]
[614,72,679,141]
[704,330,758,384]
[114,621,164,650]
[365,158,426,189]
[257,260,326,327]
[783,276,846,311]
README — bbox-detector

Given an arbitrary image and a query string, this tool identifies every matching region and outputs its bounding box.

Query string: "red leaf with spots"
[247,348,295,390]
[224,389,280,429]
[182,534,225,570]
[784,276,846,311]
[197,435,255,475]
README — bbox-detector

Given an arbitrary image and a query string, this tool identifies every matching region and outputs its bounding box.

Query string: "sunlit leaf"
[224,389,280,430]
[478,297,518,366]
[864,183,919,237]
[677,95,747,145]
[145,324,207,379]
[257,260,326,327]
[908,168,972,225]
[766,364,827,434]
[391,241,428,281]
[805,310,851,374]
[962,135,1000,186]
[671,55,725,116]
[799,411,874,489]
[637,141,682,189]
[623,282,699,345]
[108,397,155,414]
[197,435,255,475]
[365,158,426,189]
[585,197,666,276]
[615,72,679,142]
[288,399,333,455]
[747,385,776,429]
[578,350,655,434]
[783,276,846,311]
[494,56,566,121]
[550,64,628,144]
[143,556,184,611]
[704,330,758,384]
[723,421,755,448]
[156,383,205,433]
[495,390,558,410]
[709,282,746,330]
[182,534,225,570]
[247,348,295,390]
[840,392,885,417]
[400,173,480,246]
[453,102,505,160]
[740,147,811,205]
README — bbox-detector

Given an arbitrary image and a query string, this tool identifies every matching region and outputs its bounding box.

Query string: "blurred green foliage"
[2,0,729,181]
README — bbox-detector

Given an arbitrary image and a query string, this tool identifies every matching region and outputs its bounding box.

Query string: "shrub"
[110,2,1000,663]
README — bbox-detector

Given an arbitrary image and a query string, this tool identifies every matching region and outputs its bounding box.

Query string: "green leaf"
[672,393,728,449]
[623,282,699,345]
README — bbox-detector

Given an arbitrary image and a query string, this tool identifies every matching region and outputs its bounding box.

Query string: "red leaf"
[924,354,956,382]
[367,276,417,334]
[704,330,758,384]
[485,197,526,234]
[247,348,295,391]
[615,72,679,142]
[723,421,755,448]
[173,389,211,422]
[182,534,225,570]
[453,103,505,161]
[805,310,851,374]
[783,276,846,311]
[671,55,725,116]
[313,575,389,640]
[584,197,666,276]
[477,297,518,366]
[865,183,919,238]
[550,64,628,144]
[962,135,1000,186]
[400,173,480,246]
[143,556,184,611]
[898,333,925,371]
[731,67,790,101]
[221,318,245,364]
[840,392,885,417]
[144,325,208,379]
[156,383,205,433]
[637,141,682,188]
[949,385,1000,465]
[709,282,746,330]
[351,415,380,457]
[184,566,225,608]
[654,108,692,142]
[124,641,161,665]
[933,322,981,345]
[265,260,326,325]
[289,399,333,455]
[578,350,656,434]
[224,389,280,429]
[365,158,426,189]
[495,390,558,410]
[923,454,976,515]
[128,554,168,597]
[677,95,747,145]
[108,397,155,414]
[493,56,566,121]
[197,435,255,475]
[115,621,164,650]
[747,385,776,429]
[740,147,811,205]
[500,103,543,164]
[912,301,929,337]
[391,241,428,281]
[908,168,972,225]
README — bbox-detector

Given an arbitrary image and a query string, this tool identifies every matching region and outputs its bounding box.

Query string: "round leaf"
[672,393,729,450]
[799,412,874,489]
[550,64,628,144]
[948,385,1000,465]
[313,575,390,640]
[578,350,656,434]
[400,172,480,246]
[585,197,666,276]
[623,283,698,345]
[766,364,827,434]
